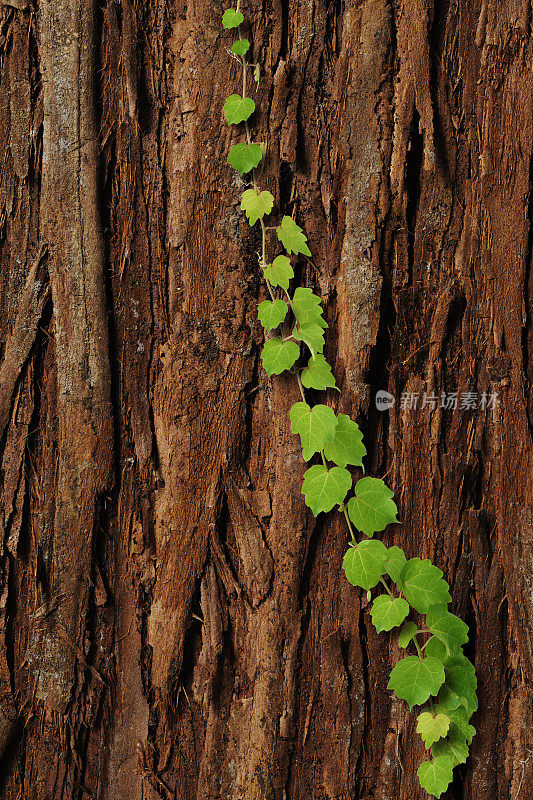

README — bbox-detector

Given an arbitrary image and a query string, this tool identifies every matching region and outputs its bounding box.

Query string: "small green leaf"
[231,38,250,56]
[261,338,299,376]
[384,545,407,585]
[323,414,365,468]
[426,604,469,656]
[223,94,255,124]
[400,558,452,613]
[347,477,398,537]
[277,215,312,256]
[293,323,325,358]
[387,656,446,709]
[417,756,454,798]
[417,711,450,748]
[289,402,337,461]
[437,653,477,715]
[302,465,351,515]
[434,704,476,745]
[241,189,274,225]
[425,636,450,662]
[227,142,262,173]
[398,620,418,649]
[222,8,244,28]
[301,354,336,390]
[431,727,469,766]
[292,288,327,328]
[370,595,409,633]
[264,255,293,291]
[258,299,288,331]
[342,539,388,591]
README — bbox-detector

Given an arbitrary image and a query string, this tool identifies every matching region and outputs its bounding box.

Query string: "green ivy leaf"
[222,8,244,28]
[347,477,398,537]
[416,711,450,748]
[261,338,299,376]
[289,402,337,461]
[425,636,450,662]
[384,545,407,585]
[400,558,452,613]
[323,414,365,468]
[426,604,469,656]
[431,727,469,766]
[231,38,250,56]
[293,323,325,358]
[292,288,327,328]
[241,189,274,225]
[264,255,293,291]
[258,299,288,331]
[398,620,418,649]
[223,94,255,124]
[277,215,312,256]
[227,142,262,173]
[342,539,388,591]
[387,656,446,709]
[434,704,476,745]
[370,595,409,633]
[417,756,454,799]
[301,354,336,390]
[437,653,477,715]
[302,465,351,515]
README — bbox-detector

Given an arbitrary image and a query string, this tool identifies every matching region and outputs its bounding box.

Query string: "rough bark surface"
[0,0,531,798]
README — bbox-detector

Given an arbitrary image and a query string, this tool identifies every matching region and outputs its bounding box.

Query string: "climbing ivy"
[221,7,477,797]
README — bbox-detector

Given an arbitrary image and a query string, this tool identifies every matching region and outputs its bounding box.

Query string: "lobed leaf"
[222,8,244,28]
[347,477,398,537]
[437,653,477,715]
[431,726,469,767]
[426,604,469,656]
[417,756,454,798]
[323,414,365,468]
[400,558,452,613]
[290,402,337,461]
[302,465,352,516]
[258,299,288,331]
[434,704,476,745]
[301,354,336,390]
[370,595,409,633]
[385,545,407,585]
[224,94,255,124]
[292,287,327,328]
[416,710,450,748]
[227,142,262,173]
[231,38,250,56]
[261,338,299,376]
[387,655,446,709]
[241,188,274,225]
[398,620,418,649]
[342,539,388,591]
[264,255,293,291]
[277,215,311,256]
[293,322,325,358]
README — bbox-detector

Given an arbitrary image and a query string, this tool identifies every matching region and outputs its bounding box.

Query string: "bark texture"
[0,0,532,798]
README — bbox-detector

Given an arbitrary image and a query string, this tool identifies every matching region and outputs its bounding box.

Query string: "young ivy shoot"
[221,7,477,797]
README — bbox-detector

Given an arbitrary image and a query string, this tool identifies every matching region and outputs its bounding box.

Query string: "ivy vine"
[221,7,477,797]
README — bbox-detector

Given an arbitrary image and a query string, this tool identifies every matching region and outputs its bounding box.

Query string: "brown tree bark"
[0,0,531,798]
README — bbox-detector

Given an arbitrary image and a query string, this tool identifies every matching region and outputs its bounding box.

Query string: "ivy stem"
[343,506,357,544]
[414,636,424,659]
[296,372,306,402]
[380,578,394,598]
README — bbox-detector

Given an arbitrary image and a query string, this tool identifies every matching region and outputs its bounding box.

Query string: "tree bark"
[0,0,531,798]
